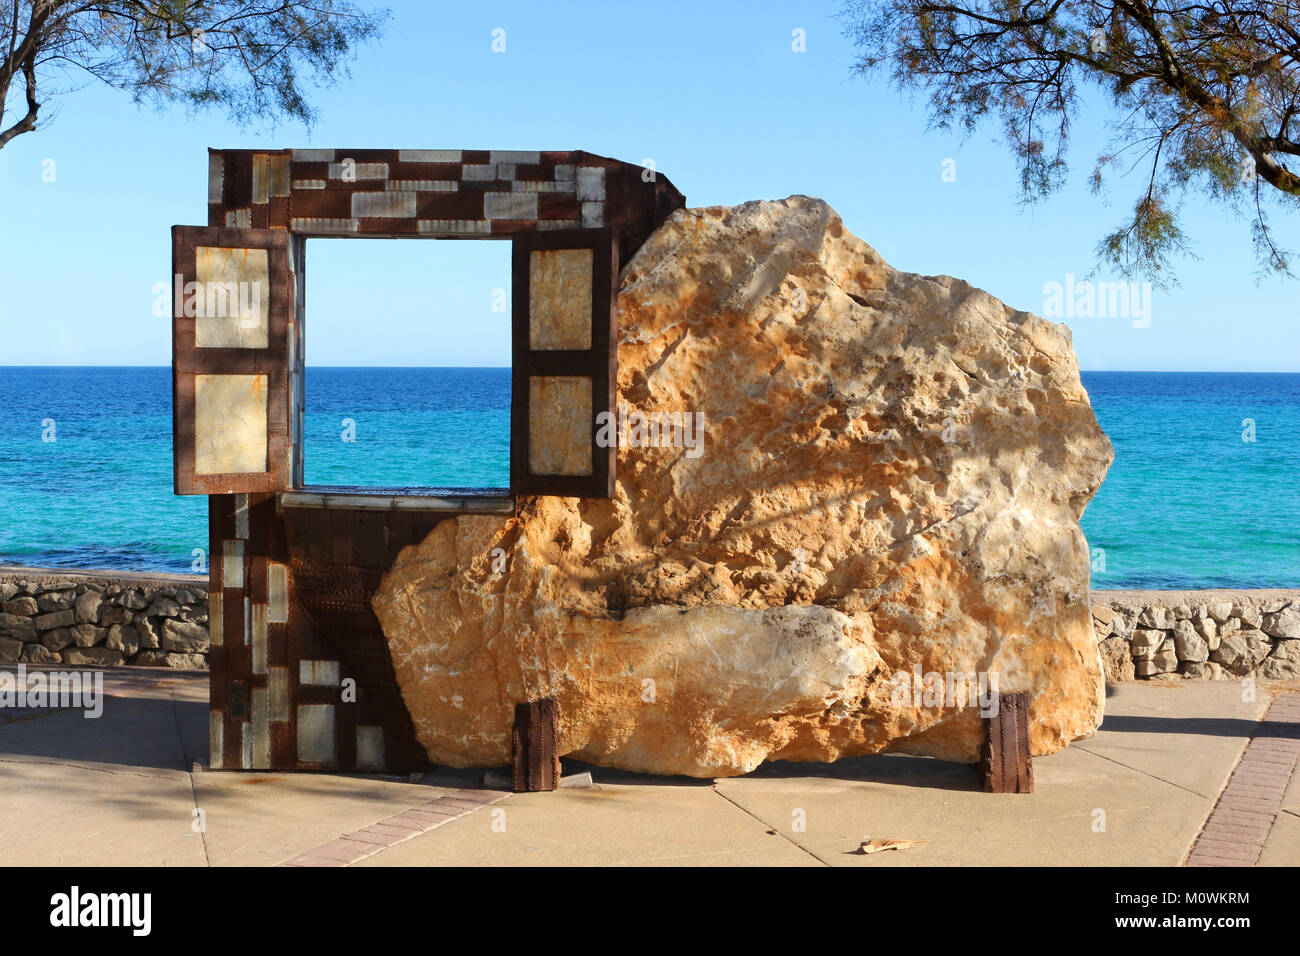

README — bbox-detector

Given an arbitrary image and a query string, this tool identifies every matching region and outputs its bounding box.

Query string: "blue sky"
[1,0,1297,371]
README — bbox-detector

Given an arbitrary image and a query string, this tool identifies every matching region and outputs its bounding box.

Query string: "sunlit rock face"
[372,196,1114,777]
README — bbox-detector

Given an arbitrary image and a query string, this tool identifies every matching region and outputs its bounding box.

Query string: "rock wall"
[0,568,210,669]
[1092,590,1300,682]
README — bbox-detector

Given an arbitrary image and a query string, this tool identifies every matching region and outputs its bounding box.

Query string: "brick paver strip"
[1185,693,1300,867]
[280,787,509,867]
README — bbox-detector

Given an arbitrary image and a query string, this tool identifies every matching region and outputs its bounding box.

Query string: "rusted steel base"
[979,692,1034,793]
[512,698,561,792]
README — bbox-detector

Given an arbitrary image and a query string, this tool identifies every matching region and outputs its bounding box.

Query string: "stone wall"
[0,568,210,669]
[1092,589,1300,683]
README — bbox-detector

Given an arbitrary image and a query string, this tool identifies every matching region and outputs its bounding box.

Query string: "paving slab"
[1074,681,1268,799]
[356,779,820,867]
[0,666,1296,866]
[714,744,1211,866]
[1257,809,1300,866]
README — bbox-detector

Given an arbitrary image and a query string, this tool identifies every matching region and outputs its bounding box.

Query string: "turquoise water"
[0,367,1296,588]
[1080,372,1300,589]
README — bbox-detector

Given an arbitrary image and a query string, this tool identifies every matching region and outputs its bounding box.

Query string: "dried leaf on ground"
[856,837,929,855]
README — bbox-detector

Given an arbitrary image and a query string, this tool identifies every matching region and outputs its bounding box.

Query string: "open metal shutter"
[172,225,298,495]
[510,227,618,498]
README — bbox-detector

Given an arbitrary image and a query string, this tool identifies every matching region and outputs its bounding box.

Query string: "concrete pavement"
[0,666,1295,866]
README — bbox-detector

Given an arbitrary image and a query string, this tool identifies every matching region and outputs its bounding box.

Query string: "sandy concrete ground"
[0,666,1294,867]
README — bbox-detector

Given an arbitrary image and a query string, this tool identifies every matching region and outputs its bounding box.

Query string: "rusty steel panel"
[512,699,561,792]
[980,692,1034,793]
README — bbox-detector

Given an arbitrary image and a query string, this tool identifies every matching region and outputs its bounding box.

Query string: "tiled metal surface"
[191,148,684,770]
[208,494,462,772]
[207,147,683,267]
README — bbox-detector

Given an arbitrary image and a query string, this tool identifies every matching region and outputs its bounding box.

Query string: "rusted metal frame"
[211,147,685,251]
[196,148,686,773]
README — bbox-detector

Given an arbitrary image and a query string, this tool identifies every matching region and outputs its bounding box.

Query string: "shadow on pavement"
[0,694,208,772]
[1098,714,1261,738]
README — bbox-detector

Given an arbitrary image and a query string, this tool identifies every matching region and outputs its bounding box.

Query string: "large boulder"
[373,197,1114,776]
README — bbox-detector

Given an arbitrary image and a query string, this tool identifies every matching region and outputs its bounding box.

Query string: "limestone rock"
[62,647,123,666]
[98,605,132,627]
[1258,639,1300,680]
[1211,629,1272,676]
[2,597,38,616]
[35,591,73,612]
[73,589,102,625]
[34,610,74,631]
[1111,612,1136,641]
[163,652,206,670]
[146,596,180,619]
[1173,620,1209,662]
[1262,604,1300,641]
[1150,638,1179,674]
[20,643,55,664]
[1091,604,1117,626]
[161,620,209,653]
[1099,636,1134,683]
[70,624,102,648]
[1130,628,1167,661]
[1233,604,1264,629]
[372,196,1113,776]
[106,624,140,657]
[0,637,22,662]
[135,617,161,650]
[1207,602,1234,623]
[1139,607,1175,629]
[0,613,37,643]
[41,628,74,652]
[121,589,150,611]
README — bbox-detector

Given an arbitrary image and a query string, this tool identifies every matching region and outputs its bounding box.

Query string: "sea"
[0,367,1296,590]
